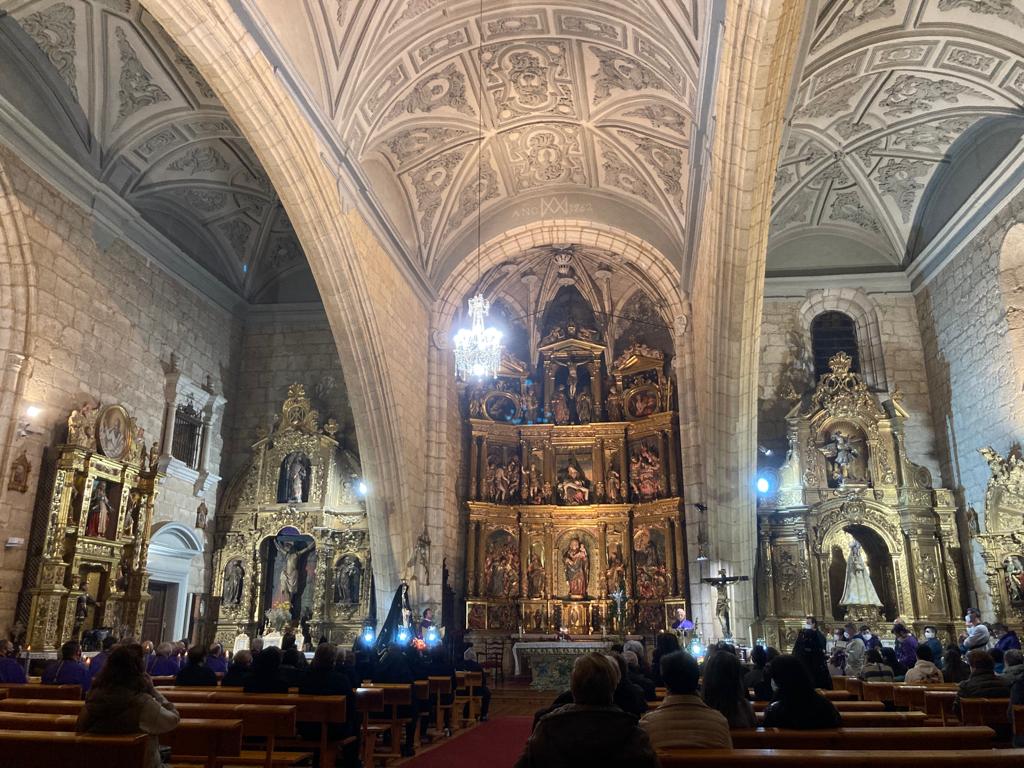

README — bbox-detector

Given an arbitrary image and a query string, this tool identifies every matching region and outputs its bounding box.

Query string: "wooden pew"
[821,689,853,701]
[861,682,895,705]
[754,711,927,728]
[453,671,484,727]
[2,683,82,700]
[173,704,305,768]
[0,698,81,714]
[959,697,1012,742]
[1013,704,1024,746]
[658,748,1024,767]
[752,700,883,713]
[363,683,413,760]
[845,677,863,699]
[925,690,959,725]
[355,688,388,768]
[0,730,149,768]
[893,685,926,711]
[729,726,995,750]
[427,675,453,735]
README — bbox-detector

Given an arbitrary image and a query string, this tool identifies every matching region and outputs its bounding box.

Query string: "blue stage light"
[396,627,411,645]
[361,626,375,645]
[425,626,440,646]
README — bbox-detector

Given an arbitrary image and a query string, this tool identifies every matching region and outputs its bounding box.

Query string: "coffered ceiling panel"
[4,0,312,301]
[768,0,1024,274]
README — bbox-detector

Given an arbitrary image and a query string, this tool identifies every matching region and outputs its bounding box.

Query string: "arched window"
[811,311,860,379]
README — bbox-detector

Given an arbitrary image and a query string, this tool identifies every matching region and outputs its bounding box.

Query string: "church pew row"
[657,749,1024,767]
[751,700,883,713]
[1014,705,1024,744]
[753,711,928,728]
[0,683,82,699]
[728,726,994,750]
[0,730,149,768]
[0,712,242,768]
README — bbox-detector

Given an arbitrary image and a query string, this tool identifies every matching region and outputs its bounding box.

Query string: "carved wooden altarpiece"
[19,403,161,649]
[755,352,963,649]
[975,446,1024,624]
[212,385,369,646]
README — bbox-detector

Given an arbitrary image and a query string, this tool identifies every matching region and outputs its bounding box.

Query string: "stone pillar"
[469,435,480,500]
[670,517,684,596]
[160,400,176,458]
[589,358,603,420]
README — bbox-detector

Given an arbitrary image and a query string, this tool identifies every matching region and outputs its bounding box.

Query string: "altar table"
[512,641,612,690]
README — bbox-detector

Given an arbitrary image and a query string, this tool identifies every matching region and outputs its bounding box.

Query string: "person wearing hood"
[903,644,943,684]
[515,653,659,768]
[993,623,1021,652]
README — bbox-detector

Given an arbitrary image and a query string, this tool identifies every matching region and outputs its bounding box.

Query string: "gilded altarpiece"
[20,404,162,649]
[464,332,686,638]
[975,447,1024,624]
[212,385,369,646]
[756,353,962,648]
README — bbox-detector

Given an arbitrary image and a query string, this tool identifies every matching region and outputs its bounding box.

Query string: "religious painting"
[557,529,595,599]
[488,602,517,631]
[484,391,519,422]
[635,602,664,634]
[624,384,661,420]
[264,530,316,624]
[556,453,592,505]
[561,600,589,633]
[96,404,131,460]
[278,452,311,503]
[333,554,362,605]
[466,601,487,631]
[483,529,520,598]
[629,440,663,502]
[523,601,547,632]
[1005,555,1024,605]
[633,526,669,599]
[525,544,546,598]
[85,478,118,539]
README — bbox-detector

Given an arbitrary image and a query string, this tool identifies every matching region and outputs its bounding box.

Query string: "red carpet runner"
[401,717,533,768]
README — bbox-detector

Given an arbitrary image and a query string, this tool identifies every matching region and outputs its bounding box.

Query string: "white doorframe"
[146,522,203,642]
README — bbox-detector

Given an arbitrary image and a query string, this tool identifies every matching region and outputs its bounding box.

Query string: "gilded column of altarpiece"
[755,352,963,649]
[212,385,369,646]
[464,333,687,638]
[19,404,162,649]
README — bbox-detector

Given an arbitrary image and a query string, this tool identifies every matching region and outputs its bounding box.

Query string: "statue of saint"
[605,385,623,422]
[523,383,540,422]
[551,387,571,425]
[287,456,308,502]
[576,389,593,424]
[558,459,590,505]
[334,556,362,604]
[527,550,545,598]
[820,431,861,484]
[605,548,626,594]
[506,457,521,500]
[223,560,244,606]
[275,537,315,611]
[606,469,622,502]
[839,540,884,618]
[406,526,431,585]
[85,480,113,538]
[563,537,589,598]
[195,501,208,531]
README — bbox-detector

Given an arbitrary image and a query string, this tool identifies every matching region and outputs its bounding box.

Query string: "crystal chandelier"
[453,294,502,379]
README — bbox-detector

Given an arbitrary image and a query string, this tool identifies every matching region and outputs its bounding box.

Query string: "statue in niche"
[195,501,208,531]
[605,546,626,594]
[576,388,593,424]
[606,469,622,502]
[122,490,141,537]
[523,383,540,422]
[820,431,862,485]
[567,365,579,399]
[148,441,160,473]
[839,539,884,620]
[551,386,571,425]
[563,536,590,599]
[630,445,663,501]
[606,384,624,422]
[525,462,542,504]
[484,532,519,598]
[488,458,509,503]
[527,548,546,598]
[557,457,590,505]
[506,456,521,501]
[285,454,310,503]
[1005,555,1024,605]
[333,555,362,605]
[85,480,114,538]
[275,537,315,611]
[223,559,245,606]
[468,388,484,419]
[406,526,432,585]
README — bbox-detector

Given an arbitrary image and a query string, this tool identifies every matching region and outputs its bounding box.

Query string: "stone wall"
[0,147,243,632]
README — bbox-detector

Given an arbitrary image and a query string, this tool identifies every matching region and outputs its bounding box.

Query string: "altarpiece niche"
[464,322,686,639]
[212,385,369,645]
[755,353,963,649]
[974,447,1024,624]
[17,403,162,649]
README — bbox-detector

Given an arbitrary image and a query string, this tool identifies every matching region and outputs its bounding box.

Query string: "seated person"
[279,646,307,687]
[762,655,841,730]
[903,644,943,684]
[993,623,1022,652]
[943,647,971,683]
[42,640,90,696]
[744,645,772,701]
[880,647,906,680]
[89,635,117,682]
[640,650,732,749]
[954,649,1011,714]
[175,646,218,686]
[299,643,360,768]
[702,648,755,729]
[456,648,491,722]
[221,649,252,687]
[992,648,1006,674]
[0,638,27,684]
[515,653,658,768]
[147,643,180,677]
[77,644,179,768]
[860,648,894,682]
[623,650,657,700]
[244,647,290,694]
[1002,649,1024,686]
[205,643,228,675]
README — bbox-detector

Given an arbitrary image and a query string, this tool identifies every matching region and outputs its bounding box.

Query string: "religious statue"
[489,459,509,503]
[820,431,861,485]
[563,537,590,598]
[195,501,208,531]
[406,525,431,585]
[609,588,627,633]
[606,469,622,502]
[375,581,413,654]
[72,578,97,639]
[85,480,114,538]
[223,559,244,606]
[527,549,545,598]
[148,441,160,472]
[333,555,362,604]
[605,547,626,594]
[567,365,579,399]
[605,385,624,422]
[122,490,142,537]
[701,569,749,639]
[557,457,590,505]
[839,539,884,620]
[525,463,542,503]
[629,445,663,501]
[551,386,571,425]
[507,456,522,501]
[286,455,309,502]
[523,383,540,422]
[468,388,484,419]
[576,388,593,424]
[275,537,315,617]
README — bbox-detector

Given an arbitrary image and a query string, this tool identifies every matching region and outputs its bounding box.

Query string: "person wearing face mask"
[827,629,847,676]
[795,616,827,654]
[959,608,991,653]
[921,625,944,668]
[893,623,918,671]
[859,625,882,653]
[843,623,866,678]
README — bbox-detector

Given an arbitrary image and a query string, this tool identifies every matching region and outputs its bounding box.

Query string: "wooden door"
[142,582,169,643]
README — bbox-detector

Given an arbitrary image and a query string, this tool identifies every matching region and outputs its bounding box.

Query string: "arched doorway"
[145,523,203,643]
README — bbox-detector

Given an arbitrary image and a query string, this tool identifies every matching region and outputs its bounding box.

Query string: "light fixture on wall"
[452,0,502,381]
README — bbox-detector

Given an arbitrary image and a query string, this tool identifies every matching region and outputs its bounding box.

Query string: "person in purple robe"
[0,639,27,684]
[894,623,919,671]
[89,635,117,681]
[206,643,228,675]
[147,643,181,677]
[42,640,90,697]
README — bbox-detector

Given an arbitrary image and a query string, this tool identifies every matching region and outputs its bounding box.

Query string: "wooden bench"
[752,700,883,713]
[173,704,306,768]
[1,683,82,700]
[658,748,1024,767]
[363,683,413,760]
[427,675,453,735]
[959,697,1013,742]
[925,690,959,725]
[893,685,926,710]
[355,688,389,768]
[0,730,149,768]
[1013,704,1024,745]
[754,711,927,728]
[453,671,483,726]
[729,726,995,750]
[821,689,853,701]
[845,677,863,699]
[861,682,895,704]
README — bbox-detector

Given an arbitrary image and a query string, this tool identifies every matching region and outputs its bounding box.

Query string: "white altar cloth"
[512,640,612,680]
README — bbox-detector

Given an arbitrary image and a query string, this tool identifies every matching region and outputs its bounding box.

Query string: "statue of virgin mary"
[374,581,413,655]
[839,539,883,621]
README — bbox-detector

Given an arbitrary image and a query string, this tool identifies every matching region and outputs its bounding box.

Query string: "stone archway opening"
[146,522,204,643]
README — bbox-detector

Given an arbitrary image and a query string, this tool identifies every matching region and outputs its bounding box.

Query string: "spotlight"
[425,626,440,647]
[756,477,770,494]
[357,481,368,497]
[396,627,411,645]
[689,639,706,660]
[361,626,375,646]
[25,405,41,419]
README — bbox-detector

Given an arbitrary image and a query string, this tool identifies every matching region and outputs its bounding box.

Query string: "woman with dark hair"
[880,646,906,679]
[651,632,681,686]
[861,648,895,682]
[76,644,180,768]
[299,644,360,767]
[762,655,841,730]
[744,645,773,701]
[943,647,971,683]
[793,629,832,689]
[244,647,289,693]
[702,649,756,728]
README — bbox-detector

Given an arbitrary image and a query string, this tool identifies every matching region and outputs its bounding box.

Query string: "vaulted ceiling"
[768,0,1024,275]
[250,0,704,288]
[1,0,315,302]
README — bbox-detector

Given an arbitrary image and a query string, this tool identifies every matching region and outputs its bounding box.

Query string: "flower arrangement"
[411,637,426,651]
[265,601,292,632]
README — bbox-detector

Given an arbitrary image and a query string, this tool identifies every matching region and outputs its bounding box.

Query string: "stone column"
[668,518,680,595]
[589,358,603,420]
[469,435,480,500]
[160,400,176,458]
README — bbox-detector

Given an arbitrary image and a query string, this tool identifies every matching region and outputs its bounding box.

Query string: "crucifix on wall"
[701,569,749,639]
